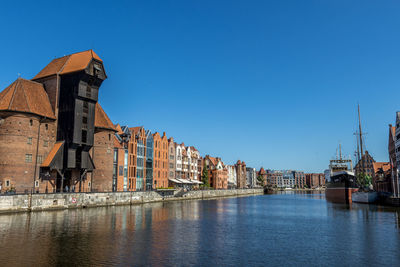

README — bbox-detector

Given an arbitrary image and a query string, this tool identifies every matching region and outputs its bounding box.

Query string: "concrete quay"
[0,188,264,214]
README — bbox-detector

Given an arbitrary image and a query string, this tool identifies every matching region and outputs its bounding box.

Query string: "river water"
[0,191,400,266]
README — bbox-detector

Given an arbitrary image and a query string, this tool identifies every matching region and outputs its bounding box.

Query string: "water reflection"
[0,194,400,266]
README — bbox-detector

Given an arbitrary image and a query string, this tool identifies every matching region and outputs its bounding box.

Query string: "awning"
[169,178,183,184]
[41,141,64,169]
[177,179,194,184]
[190,179,203,184]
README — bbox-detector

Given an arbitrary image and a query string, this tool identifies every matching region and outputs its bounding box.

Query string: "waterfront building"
[90,104,118,192]
[153,132,168,188]
[188,146,200,181]
[145,130,154,190]
[305,173,325,188]
[282,170,295,188]
[0,50,116,194]
[168,137,176,181]
[324,169,331,183]
[227,165,237,188]
[235,160,247,188]
[175,143,185,179]
[257,168,267,186]
[114,125,131,191]
[354,151,375,177]
[372,162,391,192]
[293,170,306,188]
[204,155,228,189]
[390,122,399,196]
[246,167,257,188]
[266,170,283,188]
[128,126,147,191]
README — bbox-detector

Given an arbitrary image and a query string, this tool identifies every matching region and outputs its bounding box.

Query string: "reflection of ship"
[326,144,358,204]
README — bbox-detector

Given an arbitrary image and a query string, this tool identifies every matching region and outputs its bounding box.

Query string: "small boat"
[351,191,378,203]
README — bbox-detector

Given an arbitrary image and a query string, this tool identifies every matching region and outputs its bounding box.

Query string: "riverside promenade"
[0,188,264,214]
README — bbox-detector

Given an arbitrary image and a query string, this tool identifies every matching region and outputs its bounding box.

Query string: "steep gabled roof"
[0,78,55,119]
[95,103,116,131]
[33,50,103,80]
[373,162,391,174]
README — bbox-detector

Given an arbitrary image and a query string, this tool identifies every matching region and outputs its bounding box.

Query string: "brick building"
[235,160,247,188]
[305,173,325,188]
[204,155,228,189]
[372,162,392,193]
[0,50,116,194]
[293,171,306,188]
[153,132,168,188]
[257,167,267,186]
[354,151,376,177]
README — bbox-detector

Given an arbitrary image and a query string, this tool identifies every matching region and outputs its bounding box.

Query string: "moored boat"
[351,191,378,203]
[326,170,358,204]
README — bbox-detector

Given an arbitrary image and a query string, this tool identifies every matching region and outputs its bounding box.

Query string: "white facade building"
[227,165,237,188]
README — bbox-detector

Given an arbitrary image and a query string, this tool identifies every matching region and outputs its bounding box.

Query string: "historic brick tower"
[33,50,107,191]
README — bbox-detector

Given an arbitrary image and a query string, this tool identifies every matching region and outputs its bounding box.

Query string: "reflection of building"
[0,50,116,193]
[354,151,375,177]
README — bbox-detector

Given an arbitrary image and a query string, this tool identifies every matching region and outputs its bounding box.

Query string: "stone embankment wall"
[0,188,263,214]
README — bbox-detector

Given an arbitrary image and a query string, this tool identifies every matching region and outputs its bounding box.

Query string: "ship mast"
[358,104,365,173]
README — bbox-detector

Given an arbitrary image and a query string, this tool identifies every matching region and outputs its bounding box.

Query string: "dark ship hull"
[326,171,358,204]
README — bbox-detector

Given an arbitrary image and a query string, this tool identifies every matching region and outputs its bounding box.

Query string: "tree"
[356,172,372,189]
[257,175,264,186]
[201,163,210,188]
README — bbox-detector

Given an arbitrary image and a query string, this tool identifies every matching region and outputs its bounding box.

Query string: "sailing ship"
[325,144,358,204]
[351,105,378,203]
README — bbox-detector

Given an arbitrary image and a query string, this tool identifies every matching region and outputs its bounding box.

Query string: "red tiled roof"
[33,50,103,79]
[373,162,391,174]
[0,78,55,119]
[41,142,63,167]
[208,156,218,166]
[130,126,143,135]
[95,103,116,131]
[115,124,123,135]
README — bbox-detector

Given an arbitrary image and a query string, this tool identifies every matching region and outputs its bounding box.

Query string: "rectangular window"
[27,137,32,145]
[82,130,87,143]
[43,140,48,147]
[6,180,10,187]
[37,155,43,164]
[82,116,88,129]
[25,154,32,163]
[83,101,89,114]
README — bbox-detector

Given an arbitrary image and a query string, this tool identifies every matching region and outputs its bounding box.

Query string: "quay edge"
[0,188,264,214]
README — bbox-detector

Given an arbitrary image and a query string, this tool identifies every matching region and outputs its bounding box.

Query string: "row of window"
[25,154,43,164]
[27,137,49,147]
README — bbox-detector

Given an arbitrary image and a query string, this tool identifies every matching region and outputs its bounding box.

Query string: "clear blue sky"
[1,0,400,172]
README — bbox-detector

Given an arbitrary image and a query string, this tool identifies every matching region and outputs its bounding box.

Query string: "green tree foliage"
[201,163,210,188]
[356,172,372,188]
[257,175,264,186]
